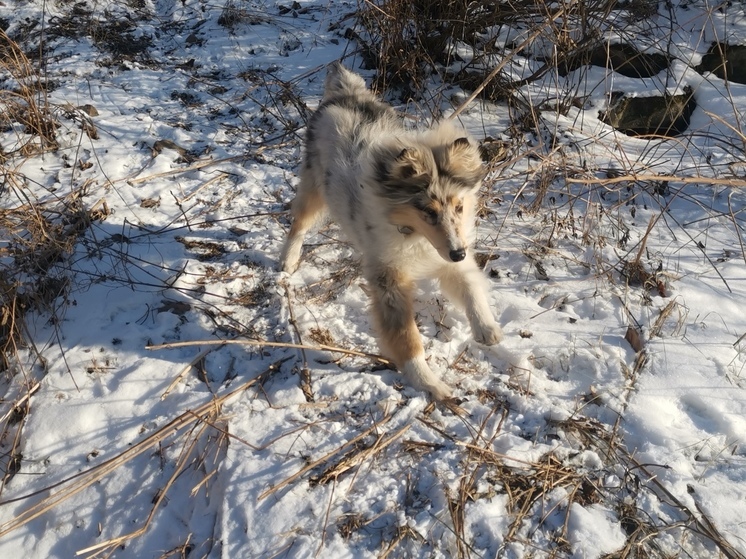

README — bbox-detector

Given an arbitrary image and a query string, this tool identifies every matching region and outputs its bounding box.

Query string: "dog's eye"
[455,203,464,214]
[424,207,439,222]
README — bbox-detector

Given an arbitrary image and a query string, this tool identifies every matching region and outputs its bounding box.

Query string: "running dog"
[280,63,503,400]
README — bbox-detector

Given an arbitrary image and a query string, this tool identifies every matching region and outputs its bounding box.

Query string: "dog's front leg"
[367,265,452,401]
[438,259,503,345]
[279,169,326,274]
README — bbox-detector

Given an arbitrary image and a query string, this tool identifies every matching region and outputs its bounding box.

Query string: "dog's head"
[376,130,486,263]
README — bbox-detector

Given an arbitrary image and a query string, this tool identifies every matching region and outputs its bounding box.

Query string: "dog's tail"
[321,62,369,102]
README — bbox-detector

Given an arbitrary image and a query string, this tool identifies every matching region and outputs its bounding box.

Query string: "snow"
[0,0,745,558]
[567,503,627,559]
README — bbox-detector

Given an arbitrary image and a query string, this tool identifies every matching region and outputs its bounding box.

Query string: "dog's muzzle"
[449,248,466,262]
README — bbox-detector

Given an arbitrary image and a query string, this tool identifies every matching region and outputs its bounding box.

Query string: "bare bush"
[355,0,619,100]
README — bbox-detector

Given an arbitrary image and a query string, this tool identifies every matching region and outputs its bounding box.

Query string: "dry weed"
[356,0,618,101]
[0,30,58,156]
[0,169,109,372]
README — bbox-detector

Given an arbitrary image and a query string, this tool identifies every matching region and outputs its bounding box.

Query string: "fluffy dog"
[280,63,502,400]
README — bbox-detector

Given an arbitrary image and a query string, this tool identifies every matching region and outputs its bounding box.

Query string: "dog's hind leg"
[280,170,326,274]
[368,266,452,400]
[438,260,503,345]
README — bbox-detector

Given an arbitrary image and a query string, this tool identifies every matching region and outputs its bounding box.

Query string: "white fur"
[400,357,452,401]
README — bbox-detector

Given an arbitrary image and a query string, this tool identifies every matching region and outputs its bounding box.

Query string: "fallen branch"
[124,155,246,185]
[76,419,210,558]
[311,423,411,485]
[160,347,215,400]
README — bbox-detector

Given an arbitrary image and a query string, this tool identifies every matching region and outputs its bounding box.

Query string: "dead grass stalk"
[0,29,57,155]
[146,337,390,365]
[0,359,286,543]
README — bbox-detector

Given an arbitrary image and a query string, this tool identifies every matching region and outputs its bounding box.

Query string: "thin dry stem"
[567,174,746,188]
[0,359,283,539]
[449,7,567,120]
[146,338,390,364]
[258,413,394,501]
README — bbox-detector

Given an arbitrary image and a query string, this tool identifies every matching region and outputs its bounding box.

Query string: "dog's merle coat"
[280,63,503,400]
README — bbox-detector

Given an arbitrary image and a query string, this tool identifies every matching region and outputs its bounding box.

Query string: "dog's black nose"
[449,248,466,262]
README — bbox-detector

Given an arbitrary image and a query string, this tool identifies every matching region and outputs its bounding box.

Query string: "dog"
[280,63,503,400]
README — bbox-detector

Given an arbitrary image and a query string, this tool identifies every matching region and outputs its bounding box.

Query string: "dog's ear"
[446,137,480,165]
[391,147,431,183]
[444,137,486,186]
[452,137,471,149]
[372,144,432,202]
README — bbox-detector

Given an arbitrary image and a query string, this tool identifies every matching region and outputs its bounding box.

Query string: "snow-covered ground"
[1,1,745,558]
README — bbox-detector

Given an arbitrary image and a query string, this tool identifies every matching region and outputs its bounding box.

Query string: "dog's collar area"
[397,226,414,236]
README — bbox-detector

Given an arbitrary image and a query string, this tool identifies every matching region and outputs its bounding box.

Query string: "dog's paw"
[426,377,453,401]
[279,248,300,274]
[279,239,302,274]
[473,321,503,346]
[280,259,299,274]
[401,357,452,401]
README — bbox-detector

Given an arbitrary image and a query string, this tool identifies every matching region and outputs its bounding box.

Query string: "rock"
[561,43,669,78]
[696,43,746,84]
[600,87,696,137]
[77,104,99,116]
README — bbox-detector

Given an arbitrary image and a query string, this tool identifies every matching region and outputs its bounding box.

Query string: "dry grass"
[0,28,110,372]
[0,1,744,557]
[8,349,737,558]
[0,177,109,502]
[0,358,291,555]
[0,175,109,369]
[0,29,114,501]
[0,30,58,157]
[355,0,617,102]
